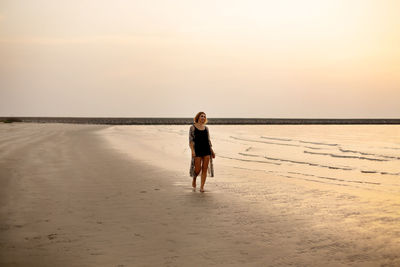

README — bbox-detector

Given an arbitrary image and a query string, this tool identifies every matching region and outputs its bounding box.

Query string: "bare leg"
[193,157,202,189]
[200,156,210,192]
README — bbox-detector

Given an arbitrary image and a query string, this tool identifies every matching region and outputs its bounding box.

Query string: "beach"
[1,123,400,266]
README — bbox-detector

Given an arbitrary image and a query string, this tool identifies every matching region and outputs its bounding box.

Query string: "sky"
[0,0,399,118]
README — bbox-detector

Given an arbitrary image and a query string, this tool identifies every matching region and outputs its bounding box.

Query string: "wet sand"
[1,123,399,266]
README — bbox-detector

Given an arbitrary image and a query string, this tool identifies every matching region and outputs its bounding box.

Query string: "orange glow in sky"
[1,0,399,117]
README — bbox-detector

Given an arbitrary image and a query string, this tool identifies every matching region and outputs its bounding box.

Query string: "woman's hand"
[211,150,216,158]
[192,151,196,158]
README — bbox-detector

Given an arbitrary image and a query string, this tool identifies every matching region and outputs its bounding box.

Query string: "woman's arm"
[206,126,212,149]
[206,126,215,158]
[190,142,195,156]
[189,125,196,157]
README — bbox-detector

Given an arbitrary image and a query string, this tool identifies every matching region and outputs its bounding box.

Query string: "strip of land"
[1,117,400,125]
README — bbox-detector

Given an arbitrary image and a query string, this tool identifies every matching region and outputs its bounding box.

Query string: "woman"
[189,112,216,192]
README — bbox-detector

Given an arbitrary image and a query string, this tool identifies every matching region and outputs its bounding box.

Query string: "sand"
[1,123,399,266]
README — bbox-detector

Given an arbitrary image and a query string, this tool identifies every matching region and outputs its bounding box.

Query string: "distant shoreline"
[1,117,400,125]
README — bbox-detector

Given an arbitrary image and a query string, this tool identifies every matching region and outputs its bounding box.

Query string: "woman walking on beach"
[189,112,215,192]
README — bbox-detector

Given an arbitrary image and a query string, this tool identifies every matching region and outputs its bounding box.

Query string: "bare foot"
[200,188,205,193]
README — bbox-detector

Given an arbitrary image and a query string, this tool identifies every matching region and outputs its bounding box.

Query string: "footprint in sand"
[47,233,57,240]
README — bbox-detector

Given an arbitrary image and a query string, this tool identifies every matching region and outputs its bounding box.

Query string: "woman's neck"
[195,122,205,129]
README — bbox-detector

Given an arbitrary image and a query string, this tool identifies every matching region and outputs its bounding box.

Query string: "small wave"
[239,152,259,157]
[339,148,400,160]
[260,155,353,171]
[279,174,351,187]
[219,155,281,165]
[304,146,323,150]
[360,170,378,174]
[232,167,383,188]
[339,148,373,155]
[359,170,400,178]
[230,136,301,147]
[261,136,340,147]
[238,152,350,171]
[232,166,276,174]
[288,172,381,185]
[232,167,351,187]
[380,171,400,176]
[299,140,338,146]
[260,136,293,142]
[304,150,389,162]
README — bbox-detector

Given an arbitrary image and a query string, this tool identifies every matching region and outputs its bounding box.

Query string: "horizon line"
[2,117,400,125]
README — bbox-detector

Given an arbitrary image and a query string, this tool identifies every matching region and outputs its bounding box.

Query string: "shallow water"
[99,125,400,265]
[214,125,400,194]
[100,125,400,193]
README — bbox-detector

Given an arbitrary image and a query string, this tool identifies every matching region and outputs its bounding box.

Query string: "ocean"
[97,124,400,263]
[100,124,400,194]
[218,125,400,194]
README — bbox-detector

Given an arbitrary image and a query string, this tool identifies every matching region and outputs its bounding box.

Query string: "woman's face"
[199,113,207,124]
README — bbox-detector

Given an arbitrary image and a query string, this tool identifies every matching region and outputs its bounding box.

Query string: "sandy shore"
[1,123,276,266]
[1,123,399,266]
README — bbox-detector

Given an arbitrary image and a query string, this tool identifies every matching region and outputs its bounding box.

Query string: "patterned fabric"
[189,124,214,177]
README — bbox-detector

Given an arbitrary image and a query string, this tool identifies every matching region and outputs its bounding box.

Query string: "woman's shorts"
[195,145,211,157]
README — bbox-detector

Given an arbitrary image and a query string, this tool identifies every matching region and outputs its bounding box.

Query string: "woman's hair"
[194,112,208,124]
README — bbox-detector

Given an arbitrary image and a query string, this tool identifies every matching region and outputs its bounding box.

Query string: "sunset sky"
[1,0,399,118]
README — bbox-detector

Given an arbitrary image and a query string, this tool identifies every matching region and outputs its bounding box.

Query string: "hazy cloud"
[1,0,399,118]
